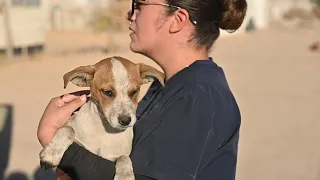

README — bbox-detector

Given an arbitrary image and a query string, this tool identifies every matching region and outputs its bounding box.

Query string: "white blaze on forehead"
[111,58,130,98]
[105,58,137,128]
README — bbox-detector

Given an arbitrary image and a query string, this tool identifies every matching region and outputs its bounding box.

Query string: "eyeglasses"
[130,0,197,25]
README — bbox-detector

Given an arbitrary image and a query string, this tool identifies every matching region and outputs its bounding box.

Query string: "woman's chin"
[129,42,140,53]
[129,43,136,52]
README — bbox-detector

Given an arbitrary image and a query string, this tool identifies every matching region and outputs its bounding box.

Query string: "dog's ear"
[63,65,96,88]
[138,63,165,87]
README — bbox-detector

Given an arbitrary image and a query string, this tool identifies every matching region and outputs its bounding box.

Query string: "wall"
[0,0,49,49]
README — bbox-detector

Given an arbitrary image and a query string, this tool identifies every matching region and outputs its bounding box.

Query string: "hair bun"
[219,0,247,31]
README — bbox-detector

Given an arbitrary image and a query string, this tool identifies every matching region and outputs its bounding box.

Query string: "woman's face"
[127,0,171,56]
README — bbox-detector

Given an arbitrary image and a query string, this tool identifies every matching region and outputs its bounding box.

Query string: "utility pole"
[1,0,14,59]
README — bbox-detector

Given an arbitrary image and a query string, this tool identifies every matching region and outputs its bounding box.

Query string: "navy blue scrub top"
[58,57,241,180]
[131,58,241,180]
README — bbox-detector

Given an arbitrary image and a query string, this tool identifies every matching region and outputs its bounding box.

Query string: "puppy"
[39,56,165,180]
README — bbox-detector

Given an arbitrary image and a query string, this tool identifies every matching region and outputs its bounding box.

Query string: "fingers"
[56,168,71,180]
[57,174,70,180]
[61,90,90,103]
[60,94,87,113]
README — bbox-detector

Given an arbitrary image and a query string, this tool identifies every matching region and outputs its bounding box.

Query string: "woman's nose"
[125,10,136,22]
[125,10,131,21]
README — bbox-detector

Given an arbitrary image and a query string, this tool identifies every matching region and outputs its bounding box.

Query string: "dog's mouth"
[117,125,130,130]
[108,117,134,129]
[106,118,134,133]
[100,111,135,131]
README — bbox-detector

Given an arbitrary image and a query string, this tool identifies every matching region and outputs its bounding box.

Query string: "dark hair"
[166,0,247,50]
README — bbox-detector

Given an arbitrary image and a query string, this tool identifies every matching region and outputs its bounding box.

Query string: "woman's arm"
[58,142,155,180]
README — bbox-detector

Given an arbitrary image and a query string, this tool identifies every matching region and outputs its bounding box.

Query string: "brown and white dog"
[39,56,165,180]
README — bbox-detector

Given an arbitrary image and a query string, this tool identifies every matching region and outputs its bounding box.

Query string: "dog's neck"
[69,99,134,160]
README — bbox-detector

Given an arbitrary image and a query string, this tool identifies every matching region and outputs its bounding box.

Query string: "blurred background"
[0,0,319,179]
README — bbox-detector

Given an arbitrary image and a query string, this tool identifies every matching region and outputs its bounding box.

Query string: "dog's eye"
[103,90,114,97]
[129,90,138,97]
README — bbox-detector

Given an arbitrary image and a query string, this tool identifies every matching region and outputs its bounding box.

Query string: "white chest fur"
[67,100,134,162]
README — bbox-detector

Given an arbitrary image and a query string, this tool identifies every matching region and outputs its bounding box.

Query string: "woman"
[37,0,247,179]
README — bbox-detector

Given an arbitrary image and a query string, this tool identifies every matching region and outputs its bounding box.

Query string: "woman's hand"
[56,168,72,180]
[37,90,89,147]
[37,90,90,180]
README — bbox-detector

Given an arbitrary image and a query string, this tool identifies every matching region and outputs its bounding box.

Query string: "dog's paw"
[114,173,135,180]
[40,159,55,170]
[39,143,64,170]
[115,155,134,174]
[114,156,135,180]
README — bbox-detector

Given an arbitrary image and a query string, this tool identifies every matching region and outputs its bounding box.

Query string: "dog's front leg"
[114,155,135,180]
[39,126,75,170]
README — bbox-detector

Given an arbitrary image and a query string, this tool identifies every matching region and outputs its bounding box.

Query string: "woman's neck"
[151,47,208,81]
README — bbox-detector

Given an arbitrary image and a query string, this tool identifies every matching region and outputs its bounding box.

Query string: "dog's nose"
[118,115,131,126]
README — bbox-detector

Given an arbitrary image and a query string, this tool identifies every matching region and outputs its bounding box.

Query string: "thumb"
[56,168,71,180]
[61,94,87,113]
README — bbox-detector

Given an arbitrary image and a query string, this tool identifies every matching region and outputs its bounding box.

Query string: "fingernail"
[80,95,86,101]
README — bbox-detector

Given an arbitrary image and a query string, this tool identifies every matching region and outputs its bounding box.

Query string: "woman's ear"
[169,9,190,33]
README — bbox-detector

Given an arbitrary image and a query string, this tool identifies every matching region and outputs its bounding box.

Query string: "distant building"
[221,0,314,36]
[0,0,49,55]
[49,0,111,31]
[269,0,314,21]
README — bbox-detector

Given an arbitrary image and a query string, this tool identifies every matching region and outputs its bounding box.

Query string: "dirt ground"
[0,23,319,180]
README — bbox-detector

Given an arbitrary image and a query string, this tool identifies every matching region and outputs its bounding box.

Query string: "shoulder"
[161,71,236,114]
[159,60,241,137]
[162,59,233,99]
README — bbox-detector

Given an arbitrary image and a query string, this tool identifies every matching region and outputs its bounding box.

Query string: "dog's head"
[63,56,165,130]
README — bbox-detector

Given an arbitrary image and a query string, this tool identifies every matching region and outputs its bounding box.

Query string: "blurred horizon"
[0,0,320,180]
